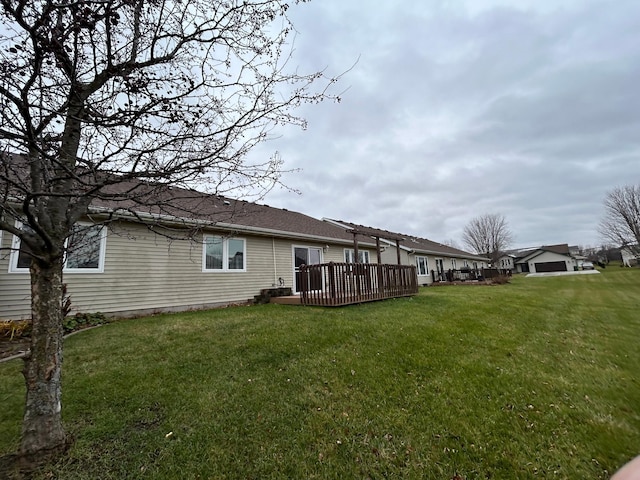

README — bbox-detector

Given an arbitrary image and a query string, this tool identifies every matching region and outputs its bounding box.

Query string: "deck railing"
[299,262,418,306]
[430,267,506,283]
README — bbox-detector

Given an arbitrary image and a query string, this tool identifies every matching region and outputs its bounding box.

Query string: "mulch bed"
[0,339,30,361]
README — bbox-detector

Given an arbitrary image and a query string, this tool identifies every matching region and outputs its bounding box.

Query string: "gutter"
[87,206,375,247]
[378,237,489,262]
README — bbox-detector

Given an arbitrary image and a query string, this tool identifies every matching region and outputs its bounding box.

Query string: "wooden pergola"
[294,225,417,306]
[347,226,404,266]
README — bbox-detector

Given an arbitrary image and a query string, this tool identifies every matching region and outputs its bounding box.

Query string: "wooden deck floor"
[269,292,416,307]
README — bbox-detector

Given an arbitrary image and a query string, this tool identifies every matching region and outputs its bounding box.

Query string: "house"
[1,159,497,318]
[621,245,639,267]
[1,188,388,320]
[501,244,578,273]
[495,253,516,272]
[322,219,490,285]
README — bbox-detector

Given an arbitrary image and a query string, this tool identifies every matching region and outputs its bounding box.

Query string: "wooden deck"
[270,295,302,305]
[298,263,418,306]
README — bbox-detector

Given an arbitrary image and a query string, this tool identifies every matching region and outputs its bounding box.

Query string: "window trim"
[64,224,108,273]
[416,255,429,276]
[9,225,28,273]
[9,221,107,274]
[202,234,247,273]
[344,248,370,264]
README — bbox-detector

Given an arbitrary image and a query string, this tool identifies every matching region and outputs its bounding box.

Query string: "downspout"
[272,237,278,286]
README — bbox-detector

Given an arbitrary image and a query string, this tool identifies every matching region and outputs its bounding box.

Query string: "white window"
[10,222,106,273]
[416,256,429,276]
[64,224,107,272]
[451,258,457,269]
[203,235,246,272]
[344,249,370,264]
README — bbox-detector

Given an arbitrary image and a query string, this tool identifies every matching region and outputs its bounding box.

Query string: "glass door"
[435,258,445,281]
[294,247,323,293]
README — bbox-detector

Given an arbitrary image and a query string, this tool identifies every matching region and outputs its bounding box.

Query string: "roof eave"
[88,205,373,246]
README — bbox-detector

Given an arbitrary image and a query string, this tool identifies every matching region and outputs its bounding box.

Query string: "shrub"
[63,312,108,334]
[1,312,108,343]
[491,275,511,285]
[0,320,32,340]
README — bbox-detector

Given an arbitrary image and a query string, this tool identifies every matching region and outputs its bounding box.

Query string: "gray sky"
[250,0,640,250]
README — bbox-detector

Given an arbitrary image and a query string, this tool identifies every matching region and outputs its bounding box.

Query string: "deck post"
[328,262,336,299]
[353,231,359,263]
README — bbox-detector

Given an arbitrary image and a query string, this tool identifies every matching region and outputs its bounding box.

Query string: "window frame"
[344,249,370,264]
[64,223,108,273]
[416,256,429,276]
[202,234,247,273]
[9,221,107,274]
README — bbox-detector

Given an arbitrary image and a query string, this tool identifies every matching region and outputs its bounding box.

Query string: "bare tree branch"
[462,213,514,264]
[0,0,342,463]
[598,185,640,255]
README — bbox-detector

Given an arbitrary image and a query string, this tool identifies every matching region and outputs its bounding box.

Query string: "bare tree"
[0,0,341,464]
[462,213,513,264]
[599,185,640,257]
[441,238,461,250]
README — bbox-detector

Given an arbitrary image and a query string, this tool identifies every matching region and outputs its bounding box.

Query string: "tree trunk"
[20,257,67,464]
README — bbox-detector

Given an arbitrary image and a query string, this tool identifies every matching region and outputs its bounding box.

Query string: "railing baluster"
[299,263,418,306]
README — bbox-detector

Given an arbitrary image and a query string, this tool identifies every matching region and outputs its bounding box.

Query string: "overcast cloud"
[249,0,640,250]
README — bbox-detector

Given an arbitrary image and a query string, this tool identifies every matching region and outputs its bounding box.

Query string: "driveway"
[526,270,601,277]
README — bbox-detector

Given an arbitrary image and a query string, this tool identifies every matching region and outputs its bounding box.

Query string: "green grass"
[1,268,639,479]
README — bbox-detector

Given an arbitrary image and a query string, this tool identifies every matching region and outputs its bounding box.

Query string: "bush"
[0,320,32,340]
[491,275,511,285]
[1,312,108,341]
[63,312,108,334]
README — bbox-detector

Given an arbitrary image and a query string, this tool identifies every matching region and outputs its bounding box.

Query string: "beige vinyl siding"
[0,228,31,319]
[325,246,354,264]
[386,251,488,286]
[266,240,360,292]
[380,246,411,266]
[72,222,278,316]
[0,221,361,320]
[1,222,277,319]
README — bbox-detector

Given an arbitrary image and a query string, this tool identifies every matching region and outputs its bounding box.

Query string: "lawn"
[1,268,639,479]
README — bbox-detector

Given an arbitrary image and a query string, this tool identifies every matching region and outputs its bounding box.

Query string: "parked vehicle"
[581,261,595,270]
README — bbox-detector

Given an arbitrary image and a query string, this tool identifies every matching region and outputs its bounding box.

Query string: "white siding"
[526,251,574,273]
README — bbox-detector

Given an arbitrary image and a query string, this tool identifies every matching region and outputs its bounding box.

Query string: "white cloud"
[248,0,640,250]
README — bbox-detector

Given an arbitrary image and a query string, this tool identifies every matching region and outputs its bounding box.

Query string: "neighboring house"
[323,219,490,285]
[504,244,578,273]
[495,253,516,272]
[621,245,639,267]
[0,190,382,320]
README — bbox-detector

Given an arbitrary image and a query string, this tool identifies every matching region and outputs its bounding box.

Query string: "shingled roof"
[90,185,378,245]
[0,153,375,245]
[506,244,572,261]
[324,218,489,261]
[1,153,483,255]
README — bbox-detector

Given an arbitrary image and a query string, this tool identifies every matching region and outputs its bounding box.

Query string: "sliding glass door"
[294,246,323,293]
